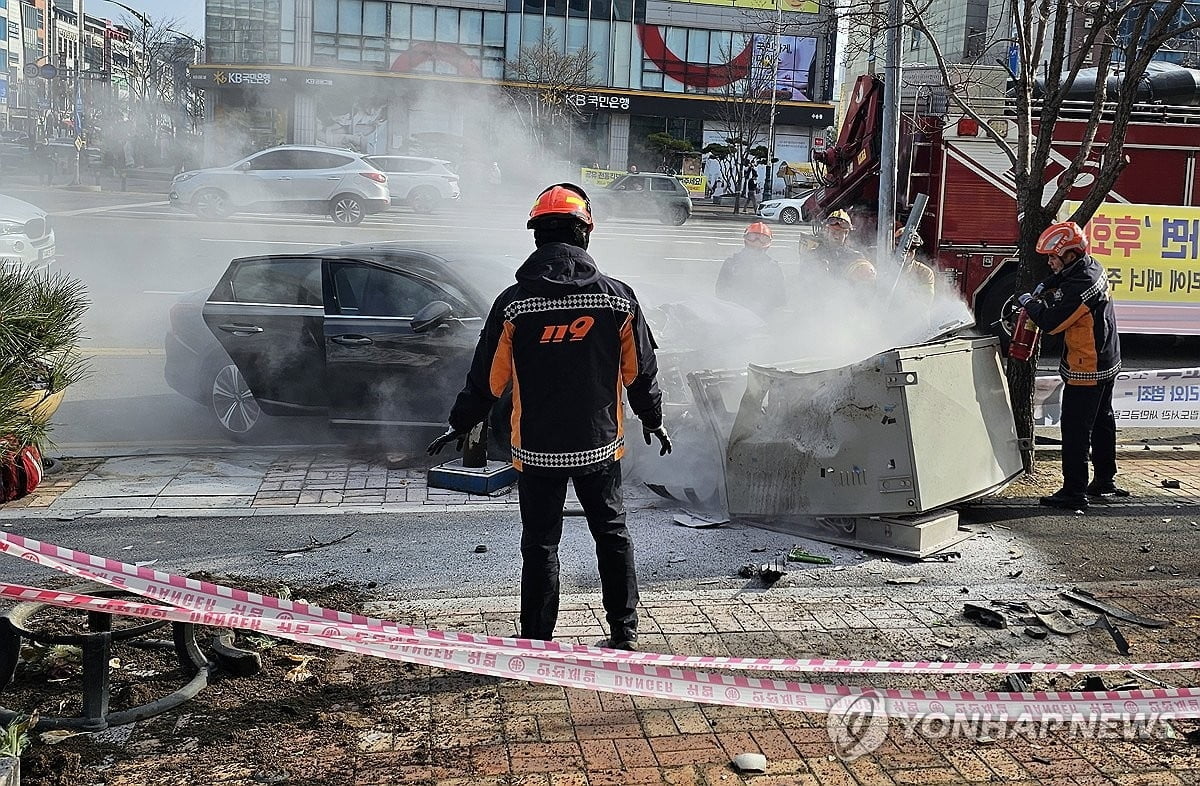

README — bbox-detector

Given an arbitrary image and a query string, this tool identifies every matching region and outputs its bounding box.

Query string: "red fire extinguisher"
[1008,308,1041,361]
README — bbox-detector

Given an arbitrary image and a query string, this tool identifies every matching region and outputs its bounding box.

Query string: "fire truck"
[804,71,1200,337]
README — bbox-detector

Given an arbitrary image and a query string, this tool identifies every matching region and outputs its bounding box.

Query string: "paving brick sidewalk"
[85,582,1200,785]
[2,447,1197,519]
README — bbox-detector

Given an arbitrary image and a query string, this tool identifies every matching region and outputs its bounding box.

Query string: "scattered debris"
[1003,673,1032,692]
[758,560,787,585]
[39,729,86,745]
[668,557,688,564]
[1007,570,1024,579]
[281,653,322,684]
[1128,669,1174,689]
[963,603,1007,629]
[697,579,721,586]
[1162,479,1182,489]
[750,547,766,553]
[786,547,832,565]
[1092,614,1131,656]
[1061,588,1169,628]
[474,544,488,553]
[885,577,924,585]
[1023,626,1048,640]
[672,511,728,529]
[266,532,357,555]
[922,550,961,562]
[1032,755,1052,765]
[1184,729,1200,745]
[731,753,768,773]
[1138,544,1151,553]
[1033,611,1085,636]
[933,638,956,648]
[738,564,758,579]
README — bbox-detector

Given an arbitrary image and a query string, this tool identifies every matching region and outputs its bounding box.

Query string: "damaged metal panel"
[719,334,1023,519]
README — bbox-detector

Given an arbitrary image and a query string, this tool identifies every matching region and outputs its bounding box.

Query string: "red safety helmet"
[744,221,773,240]
[1035,221,1088,257]
[528,183,593,230]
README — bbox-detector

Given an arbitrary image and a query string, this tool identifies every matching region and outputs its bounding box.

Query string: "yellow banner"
[1066,202,1200,304]
[580,168,707,197]
[667,0,819,13]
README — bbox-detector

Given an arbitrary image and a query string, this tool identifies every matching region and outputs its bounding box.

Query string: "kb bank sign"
[213,71,272,86]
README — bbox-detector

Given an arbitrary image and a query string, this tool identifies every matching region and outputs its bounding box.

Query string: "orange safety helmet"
[744,221,773,240]
[1035,221,1088,257]
[528,183,594,230]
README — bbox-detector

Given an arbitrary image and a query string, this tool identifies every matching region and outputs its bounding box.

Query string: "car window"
[229,258,322,306]
[330,263,445,317]
[650,177,678,192]
[615,176,647,192]
[294,151,354,169]
[245,150,296,170]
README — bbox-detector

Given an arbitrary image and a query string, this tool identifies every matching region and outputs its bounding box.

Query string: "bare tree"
[703,38,777,213]
[504,29,596,161]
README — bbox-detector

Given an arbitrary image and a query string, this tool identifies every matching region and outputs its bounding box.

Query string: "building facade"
[198,0,838,174]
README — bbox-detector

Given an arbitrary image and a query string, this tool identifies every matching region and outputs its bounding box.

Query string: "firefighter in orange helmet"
[1019,220,1125,510]
[429,183,669,650]
[716,221,788,315]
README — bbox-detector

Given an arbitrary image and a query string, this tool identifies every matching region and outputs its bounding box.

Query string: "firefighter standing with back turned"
[716,222,787,315]
[1020,221,1127,510]
[427,183,670,651]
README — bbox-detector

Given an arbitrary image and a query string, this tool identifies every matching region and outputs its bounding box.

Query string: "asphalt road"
[7,184,1199,456]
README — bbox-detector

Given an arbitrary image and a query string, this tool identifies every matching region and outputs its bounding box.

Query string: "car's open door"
[321,257,481,427]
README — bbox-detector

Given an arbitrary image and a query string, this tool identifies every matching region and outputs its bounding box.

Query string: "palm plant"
[0,267,91,456]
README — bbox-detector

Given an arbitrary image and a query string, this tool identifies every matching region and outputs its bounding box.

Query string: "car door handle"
[217,323,263,335]
[331,335,373,346]
[274,176,291,180]
[326,176,340,180]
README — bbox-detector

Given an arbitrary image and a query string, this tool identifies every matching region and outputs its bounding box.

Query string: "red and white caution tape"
[3,532,1200,719]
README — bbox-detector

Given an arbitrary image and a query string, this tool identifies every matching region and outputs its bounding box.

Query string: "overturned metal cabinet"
[719,334,1023,520]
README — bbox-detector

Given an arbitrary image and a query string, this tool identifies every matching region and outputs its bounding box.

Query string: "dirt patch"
[3,575,472,786]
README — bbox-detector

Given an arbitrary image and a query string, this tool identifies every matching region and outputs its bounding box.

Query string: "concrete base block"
[745,508,971,559]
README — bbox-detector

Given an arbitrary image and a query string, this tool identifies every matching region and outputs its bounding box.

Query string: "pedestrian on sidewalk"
[428,182,671,651]
[1020,221,1127,510]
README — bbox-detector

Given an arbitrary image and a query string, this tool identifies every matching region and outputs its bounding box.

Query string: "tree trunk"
[1006,215,1052,474]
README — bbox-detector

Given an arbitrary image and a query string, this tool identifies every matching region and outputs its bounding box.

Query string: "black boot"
[1086,480,1130,498]
[1040,489,1089,510]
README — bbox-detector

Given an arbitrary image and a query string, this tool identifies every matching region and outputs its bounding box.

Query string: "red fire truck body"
[806,74,1200,335]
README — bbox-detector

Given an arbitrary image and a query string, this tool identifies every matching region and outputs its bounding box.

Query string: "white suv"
[0,195,56,270]
[364,156,460,213]
[170,145,391,226]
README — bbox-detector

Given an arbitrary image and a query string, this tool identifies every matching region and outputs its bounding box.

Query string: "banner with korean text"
[1067,202,1200,304]
[580,167,707,197]
[1034,368,1200,427]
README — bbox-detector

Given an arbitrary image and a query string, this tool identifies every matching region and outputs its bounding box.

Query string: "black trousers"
[1060,379,1118,494]
[517,461,638,642]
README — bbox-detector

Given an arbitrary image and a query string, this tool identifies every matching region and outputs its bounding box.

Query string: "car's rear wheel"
[410,187,440,214]
[193,188,232,219]
[780,207,800,224]
[211,362,263,439]
[330,194,365,225]
[660,205,689,226]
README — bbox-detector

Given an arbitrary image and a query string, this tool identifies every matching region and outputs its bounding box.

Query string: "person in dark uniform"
[428,183,670,650]
[1020,220,1126,510]
[716,222,787,315]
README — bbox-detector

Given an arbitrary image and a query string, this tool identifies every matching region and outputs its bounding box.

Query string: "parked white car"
[0,194,56,269]
[170,145,391,226]
[757,197,810,225]
[364,156,460,213]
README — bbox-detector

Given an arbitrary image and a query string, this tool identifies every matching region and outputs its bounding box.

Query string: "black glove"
[427,426,466,456]
[643,425,672,456]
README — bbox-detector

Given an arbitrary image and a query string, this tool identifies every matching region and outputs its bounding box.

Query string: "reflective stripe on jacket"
[448,243,663,475]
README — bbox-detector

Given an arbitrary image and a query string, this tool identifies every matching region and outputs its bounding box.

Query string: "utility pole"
[875,0,902,252]
[763,0,783,202]
[73,0,86,185]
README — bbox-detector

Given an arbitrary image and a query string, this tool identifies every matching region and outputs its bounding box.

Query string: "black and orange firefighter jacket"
[448,242,664,475]
[1025,254,1122,386]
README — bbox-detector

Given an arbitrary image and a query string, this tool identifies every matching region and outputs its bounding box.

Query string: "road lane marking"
[143,290,190,295]
[78,347,166,356]
[53,201,169,216]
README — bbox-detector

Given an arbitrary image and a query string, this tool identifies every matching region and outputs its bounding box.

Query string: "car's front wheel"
[193,188,232,219]
[330,194,365,225]
[780,207,800,224]
[210,362,264,440]
[660,205,689,226]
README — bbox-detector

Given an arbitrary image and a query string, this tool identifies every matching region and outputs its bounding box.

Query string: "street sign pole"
[73,0,86,186]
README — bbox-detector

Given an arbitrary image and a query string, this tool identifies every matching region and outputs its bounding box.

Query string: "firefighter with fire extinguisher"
[427,183,670,651]
[1019,220,1127,510]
